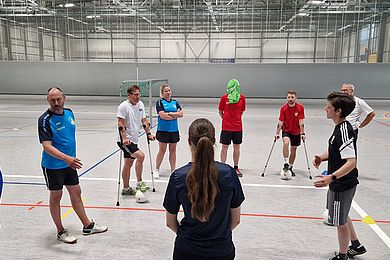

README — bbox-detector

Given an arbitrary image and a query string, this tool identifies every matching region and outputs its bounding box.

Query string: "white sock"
[284,158,288,163]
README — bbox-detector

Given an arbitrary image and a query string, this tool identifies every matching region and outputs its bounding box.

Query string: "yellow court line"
[61,198,85,219]
[384,112,390,120]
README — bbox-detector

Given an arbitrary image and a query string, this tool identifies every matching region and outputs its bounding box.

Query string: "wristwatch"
[331,174,337,181]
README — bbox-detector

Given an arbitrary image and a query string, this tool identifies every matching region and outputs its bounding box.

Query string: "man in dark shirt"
[313,92,366,260]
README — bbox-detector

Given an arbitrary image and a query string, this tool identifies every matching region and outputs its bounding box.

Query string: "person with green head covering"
[226,79,241,104]
[218,79,246,177]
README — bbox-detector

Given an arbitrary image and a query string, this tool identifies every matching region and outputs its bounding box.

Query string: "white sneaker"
[153,169,160,179]
[57,229,77,244]
[83,220,108,236]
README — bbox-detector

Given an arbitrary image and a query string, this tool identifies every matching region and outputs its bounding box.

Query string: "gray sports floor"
[0,95,389,259]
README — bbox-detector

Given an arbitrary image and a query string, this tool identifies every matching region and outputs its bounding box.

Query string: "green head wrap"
[226,79,240,104]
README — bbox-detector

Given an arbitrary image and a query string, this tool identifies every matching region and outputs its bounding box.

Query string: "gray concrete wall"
[0,62,389,98]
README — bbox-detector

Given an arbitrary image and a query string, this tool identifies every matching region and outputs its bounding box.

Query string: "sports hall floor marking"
[4,174,326,190]
[61,198,86,219]
[384,112,390,120]
[2,202,390,225]
[352,200,390,248]
[27,201,43,211]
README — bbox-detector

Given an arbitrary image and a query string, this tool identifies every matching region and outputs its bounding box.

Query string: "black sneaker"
[283,163,289,172]
[347,245,366,258]
[329,251,348,260]
[289,166,296,177]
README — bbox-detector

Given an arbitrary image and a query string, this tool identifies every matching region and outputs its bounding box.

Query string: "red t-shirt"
[218,94,246,131]
[279,102,305,135]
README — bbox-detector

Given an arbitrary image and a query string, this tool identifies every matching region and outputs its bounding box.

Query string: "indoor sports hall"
[1,1,390,259]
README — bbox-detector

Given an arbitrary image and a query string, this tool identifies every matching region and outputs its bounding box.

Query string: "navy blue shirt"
[156,98,181,132]
[163,162,245,257]
[38,108,76,169]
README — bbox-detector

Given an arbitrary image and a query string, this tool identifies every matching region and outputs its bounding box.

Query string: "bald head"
[47,86,66,114]
[341,83,354,96]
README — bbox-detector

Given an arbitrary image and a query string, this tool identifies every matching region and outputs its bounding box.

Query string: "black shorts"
[122,142,139,159]
[220,130,243,145]
[156,131,180,143]
[42,167,79,191]
[282,131,301,146]
[173,247,235,260]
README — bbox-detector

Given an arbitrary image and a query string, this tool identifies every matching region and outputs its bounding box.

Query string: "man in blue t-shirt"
[38,87,107,244]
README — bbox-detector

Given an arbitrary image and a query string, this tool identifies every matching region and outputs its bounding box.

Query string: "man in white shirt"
[341,83,376,138]
[117,85,155,195]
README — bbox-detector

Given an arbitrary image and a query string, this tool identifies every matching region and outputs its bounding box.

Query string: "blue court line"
[4,123,158,186]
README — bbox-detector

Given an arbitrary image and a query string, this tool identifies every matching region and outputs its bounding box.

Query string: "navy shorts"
[282,131,301,146]
[156,131,180,143]
[42,167,79,191]
[220,130,243,145]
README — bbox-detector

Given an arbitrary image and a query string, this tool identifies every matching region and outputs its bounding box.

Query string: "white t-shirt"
[346,96,374,130]
[117,100,146,144]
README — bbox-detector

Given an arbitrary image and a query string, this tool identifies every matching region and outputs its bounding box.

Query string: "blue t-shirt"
[163,162,245,257]
[156,98,181,132]
[38,108,76,169]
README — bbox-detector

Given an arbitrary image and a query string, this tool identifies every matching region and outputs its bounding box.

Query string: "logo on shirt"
[294,112,298,117]
[330,135,335,144]
[69,116,75,125]
[139,108,143,112]
[55,122,65,131]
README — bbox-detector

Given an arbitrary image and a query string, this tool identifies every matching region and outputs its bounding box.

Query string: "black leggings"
[173,247,235,260]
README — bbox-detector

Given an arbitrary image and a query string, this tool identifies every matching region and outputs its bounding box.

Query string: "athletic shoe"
[153,169,160,179]
[137,181,150,192]
[283,163,289,172]
[122,187,136,196]
[329,252,348,260]
[289,166,296,177]
[235,168,243,177]
[83,220,108,236]
[57,229,77,244]
[347,245,366,258]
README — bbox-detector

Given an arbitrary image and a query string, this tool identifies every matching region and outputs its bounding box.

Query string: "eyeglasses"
[129,93,141,96]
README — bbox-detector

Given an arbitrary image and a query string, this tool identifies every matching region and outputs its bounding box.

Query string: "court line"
[2,202,390,225]
[4,175,324,190]
[61,198,85,219]
[27,201,43,211]
[373,118,390,128]
[1,123,159,184]
[352,201,390,248]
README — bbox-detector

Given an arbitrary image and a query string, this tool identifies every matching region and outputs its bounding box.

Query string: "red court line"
[27,201,43,211]
[2,202,390,224]
[374,119,390,128]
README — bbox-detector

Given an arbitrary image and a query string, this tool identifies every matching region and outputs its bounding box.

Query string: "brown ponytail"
[186,118,219,222]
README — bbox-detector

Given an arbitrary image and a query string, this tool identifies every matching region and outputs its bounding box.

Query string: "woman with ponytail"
[163,118,245,260]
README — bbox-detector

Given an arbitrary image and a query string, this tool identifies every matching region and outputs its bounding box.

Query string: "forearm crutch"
[116,149,122,206]
[302,139,312,179]
[143,123,156,192]
[261,138,277,177]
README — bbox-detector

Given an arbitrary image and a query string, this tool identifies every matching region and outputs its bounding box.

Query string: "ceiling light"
[297,13,309,17]
[64,3,75,8]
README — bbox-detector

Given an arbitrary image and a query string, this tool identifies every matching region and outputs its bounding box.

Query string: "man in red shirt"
[219,79,246,177]
[275,90,305,176]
